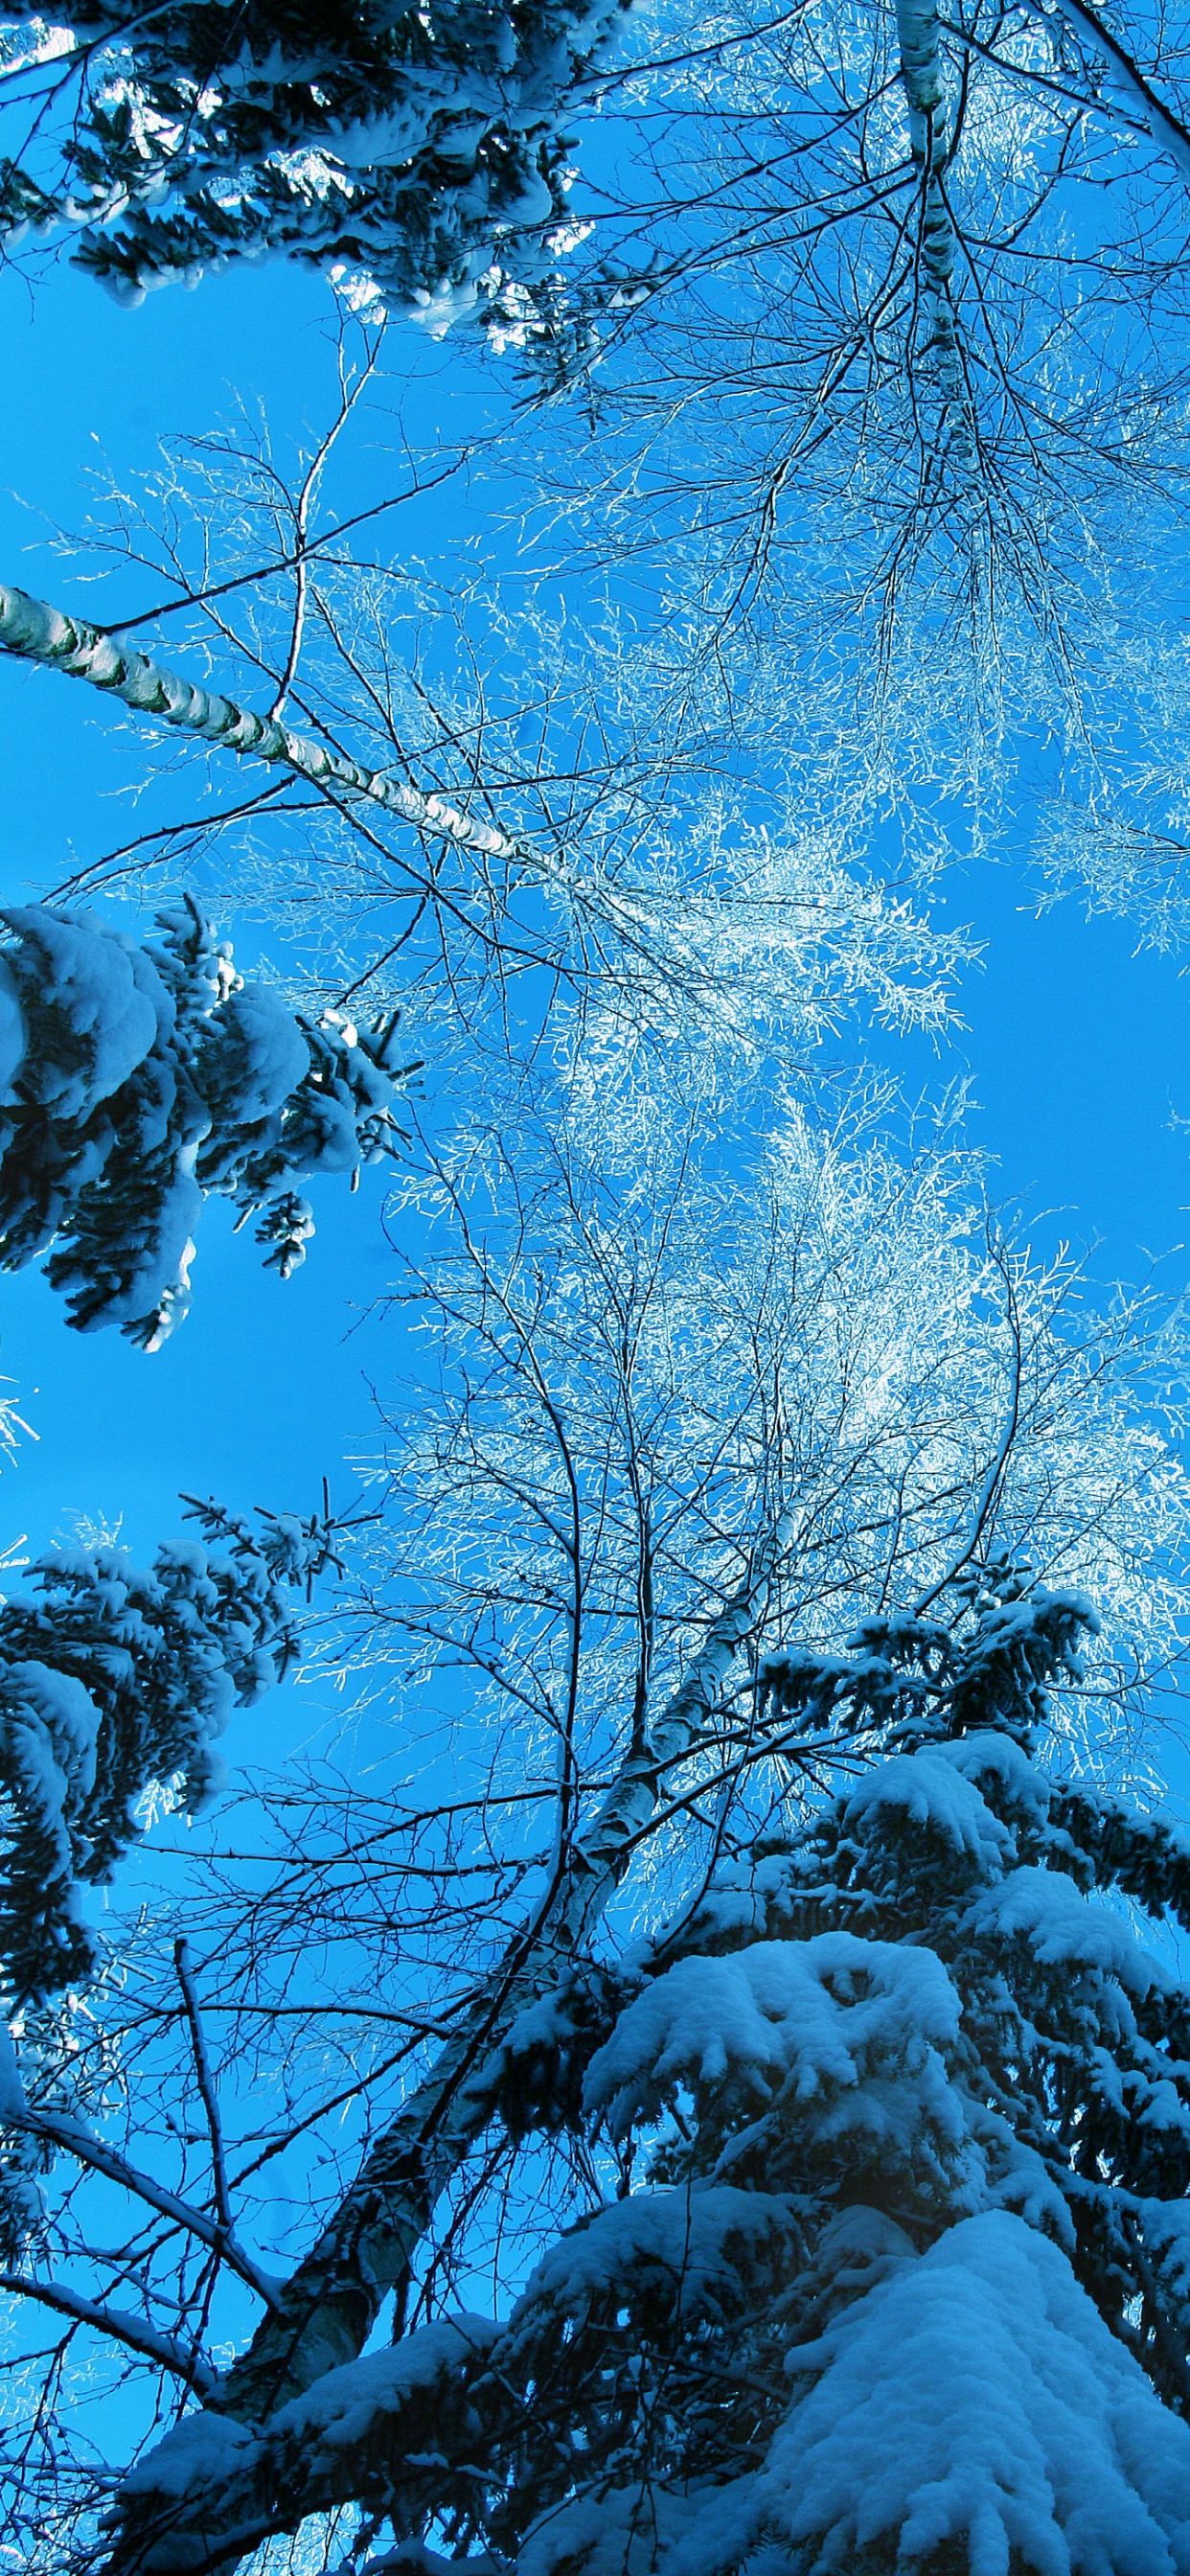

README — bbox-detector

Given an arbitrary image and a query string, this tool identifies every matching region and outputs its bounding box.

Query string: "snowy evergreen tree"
[0,0,629,334]
[0,1499,329,2265]
[105,1561,1190,2574]
[0,1498,325,2009]
[0,895,412,1345]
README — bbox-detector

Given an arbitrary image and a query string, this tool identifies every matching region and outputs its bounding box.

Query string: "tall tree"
[103,1569,1190,2576]
[3,1091,1186,2567]
[494,0,1190,921]
[537,0,1190,634]
[12,0,1190,934]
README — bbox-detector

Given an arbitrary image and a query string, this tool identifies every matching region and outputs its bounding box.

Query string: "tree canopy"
[2,0,1190,2564]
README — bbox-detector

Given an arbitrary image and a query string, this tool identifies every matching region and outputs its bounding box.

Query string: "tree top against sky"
[11,0,1190,938]
[1,0,1190,2564]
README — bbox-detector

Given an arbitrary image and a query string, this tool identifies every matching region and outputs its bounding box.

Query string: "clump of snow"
[0,16,76,72]
[123,2315,501,2507]
[266,2313,500,2459]
[3,1659,103,1893]
[0,2016,27,2121]
[121,2406,258,2498]
[1142,2201,1190,2306]
[969,1866,1175,2000]
[742,2212,1190,2576]
[585,1933,970,2186]
[513,2186,799,2327]
[2,908,163,1116]
[520,2482,708,2576]
[938,1729,1052,1826]
[842,1748,1014,1869]
[0,957,26,1100]
[201,984,309,1126]
[969,2105,1075,2243]
[406,270,488,338]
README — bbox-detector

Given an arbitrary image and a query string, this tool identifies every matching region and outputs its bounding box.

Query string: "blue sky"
[0,245,1187,1584]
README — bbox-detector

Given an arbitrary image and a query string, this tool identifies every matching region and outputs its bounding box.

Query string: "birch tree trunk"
[895,0,973,467]
[0,583,516,860]
[0,579,780,1016]
[103,1510,801,2573]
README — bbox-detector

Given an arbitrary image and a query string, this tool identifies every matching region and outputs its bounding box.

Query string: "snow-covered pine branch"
[0,896,412,1345]
[0,0,631,340]
[0,1499,327,2013]
[0,1499,329,2300]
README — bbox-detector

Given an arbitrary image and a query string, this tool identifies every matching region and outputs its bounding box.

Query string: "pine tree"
[0,896,413,1346]
[0,1498,331,2265]
[0,0,629,334]
[108,1561,1190,2573]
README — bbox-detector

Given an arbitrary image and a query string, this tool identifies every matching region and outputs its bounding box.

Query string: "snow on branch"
[0,894,413,1345]
[0,2267,219,2395]
[0,1499,328,2012]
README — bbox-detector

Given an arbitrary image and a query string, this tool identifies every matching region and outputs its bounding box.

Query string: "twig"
[173,1938,233,2245]
[10,2104,279,2310]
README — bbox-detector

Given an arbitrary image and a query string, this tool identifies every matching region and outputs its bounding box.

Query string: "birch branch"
[0,581,722,1009]
[0,579,869,1031]
[1037,0,1190,177]
[0,581,516,862]
[0,2270,218,2396]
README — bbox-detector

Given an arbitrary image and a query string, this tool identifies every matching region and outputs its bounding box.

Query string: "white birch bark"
[1037,0,1190,179]
[896,0,974,465]
[0,581,732,1005]
[104,1509,801,2571]
[0,583,515,862]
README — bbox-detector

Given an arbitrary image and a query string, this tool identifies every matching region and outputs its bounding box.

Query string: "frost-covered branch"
[0,2270,218,2395]
[1038,0,1190,176]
